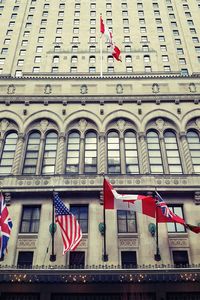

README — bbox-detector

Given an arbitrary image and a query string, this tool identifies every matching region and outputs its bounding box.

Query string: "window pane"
[107,131,120,174]
[66,132,80,174]
[84,131,97,174]
[187,130,200,174]
[164,131,182,174]
[0,132,18,175]
[125,131,139,174]
[147,131,163,174]
[42,132,58,175]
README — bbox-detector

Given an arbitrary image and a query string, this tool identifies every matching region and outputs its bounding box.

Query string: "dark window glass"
[17,251,34,268]
[121,251,137,268]
[117,210,137,233]
[20,206,41,233]
[172,250,189,268]
[1,293,40,300]
[69,251,85,269]
[0,132,18,175]
[23,132,40,174]
[66,132,80,174]
[70,205,88,233]
[107,131,120,174]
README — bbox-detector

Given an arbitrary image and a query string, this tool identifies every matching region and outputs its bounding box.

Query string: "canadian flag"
[100,16,113,44]
[111,44,122,62]
[103,179,156,218]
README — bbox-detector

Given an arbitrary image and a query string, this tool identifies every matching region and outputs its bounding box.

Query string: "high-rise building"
[0,0,200,299]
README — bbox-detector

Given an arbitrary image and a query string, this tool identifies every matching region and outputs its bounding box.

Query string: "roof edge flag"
[0,192,13,260]
[53,193,82,254]
[103,178,156,218]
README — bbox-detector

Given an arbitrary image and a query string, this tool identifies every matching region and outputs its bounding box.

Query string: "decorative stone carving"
[152,83,160,93]
[118,238,138,248]
[116,84,123,94]
[7,84,16,94]
[17,239,37,249]
[78,238,88,248]
[189,83,196,93]
[168,238,189,248]
[0,119,9,137]
[195,118,200,130]
[44,84,52,94]
[80,84,88,94]
[194,191,200,205]
[78,119,87,133]
[117,119,126,132]
[40,119,49,132]
[99,133,105,174]
[155,118,165,132]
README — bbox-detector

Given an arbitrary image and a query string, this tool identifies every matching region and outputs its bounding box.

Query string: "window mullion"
[120,135,126,174]
[160,134,169,174]
[79,136,85,174]
[36,135,45,175]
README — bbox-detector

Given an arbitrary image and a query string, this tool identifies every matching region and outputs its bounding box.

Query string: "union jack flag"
[0,193,13,260]
[53,193,82,254]
[155,192,174,219]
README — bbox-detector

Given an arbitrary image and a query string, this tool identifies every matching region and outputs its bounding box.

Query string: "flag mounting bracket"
[50,254,56,262]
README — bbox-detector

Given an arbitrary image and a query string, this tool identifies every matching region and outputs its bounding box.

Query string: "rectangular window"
[20,206,41,233]
[117,210,137,233]
[121,251,137,268]
[69,251,85,269]
[17,251,34,268]
[167,206,186,233]
[70,205,88,233]
[172,250,189,267]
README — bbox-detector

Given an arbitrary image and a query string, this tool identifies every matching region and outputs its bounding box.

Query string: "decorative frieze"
[17,238,37,249]
[118,238,138,248]
[168,238,189,248]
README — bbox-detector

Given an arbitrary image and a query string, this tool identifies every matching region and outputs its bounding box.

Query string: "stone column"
[179,132,193,174]
[36,135,45,175]
[119,134,126,174]
[99,133,105,174]
[159,134,169,174]
[12,133,24,175]
[79,136,85,174]
[56,132,66,174]
[138,132,149,174]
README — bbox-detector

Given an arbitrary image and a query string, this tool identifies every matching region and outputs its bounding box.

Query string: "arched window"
[42,132,58,175]
[107,131,120,174]
[0,132,18,175]
[147,131,163,174]
[66,132,80,174]
[52,56,59,64]
[84,131,97,173]
[125,55,132,63]
[164,130,182,174]
[144,55,150,62]
[187,130,200,173]
[71,56,78,63]
[124,131,139,174]
[89,56,96,64]
[23,132,41,174]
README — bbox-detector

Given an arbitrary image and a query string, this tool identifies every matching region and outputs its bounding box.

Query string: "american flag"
[53,193,82,254]
[0,193,13,260]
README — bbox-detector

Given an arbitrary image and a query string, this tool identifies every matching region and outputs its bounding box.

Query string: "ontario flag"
[155,192,200,234]
[103,178,156,218]
[53,193,82,254]
[0,193,13,260]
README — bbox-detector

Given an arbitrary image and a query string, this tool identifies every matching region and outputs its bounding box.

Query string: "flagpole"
[154,189,161,261]
[100,14,103,78]
[50,191,56,262]
[102,175,108,262]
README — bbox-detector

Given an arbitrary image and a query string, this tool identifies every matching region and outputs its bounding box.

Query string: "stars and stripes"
[53,193,82,254]
[0,193,13,260]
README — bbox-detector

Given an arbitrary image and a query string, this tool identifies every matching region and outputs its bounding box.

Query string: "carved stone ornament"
[117,119,126,132]
[0,119,9,137]
[116,84,123,94]
[152,83,160,93]
[78,119,87,132]
[189,82,196,93]
[195,118,200,130]
[44,84,52,94]
[7,84,16,94]
[40,119,49,132]
[155,118,165,132]
[80,84,88,94]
